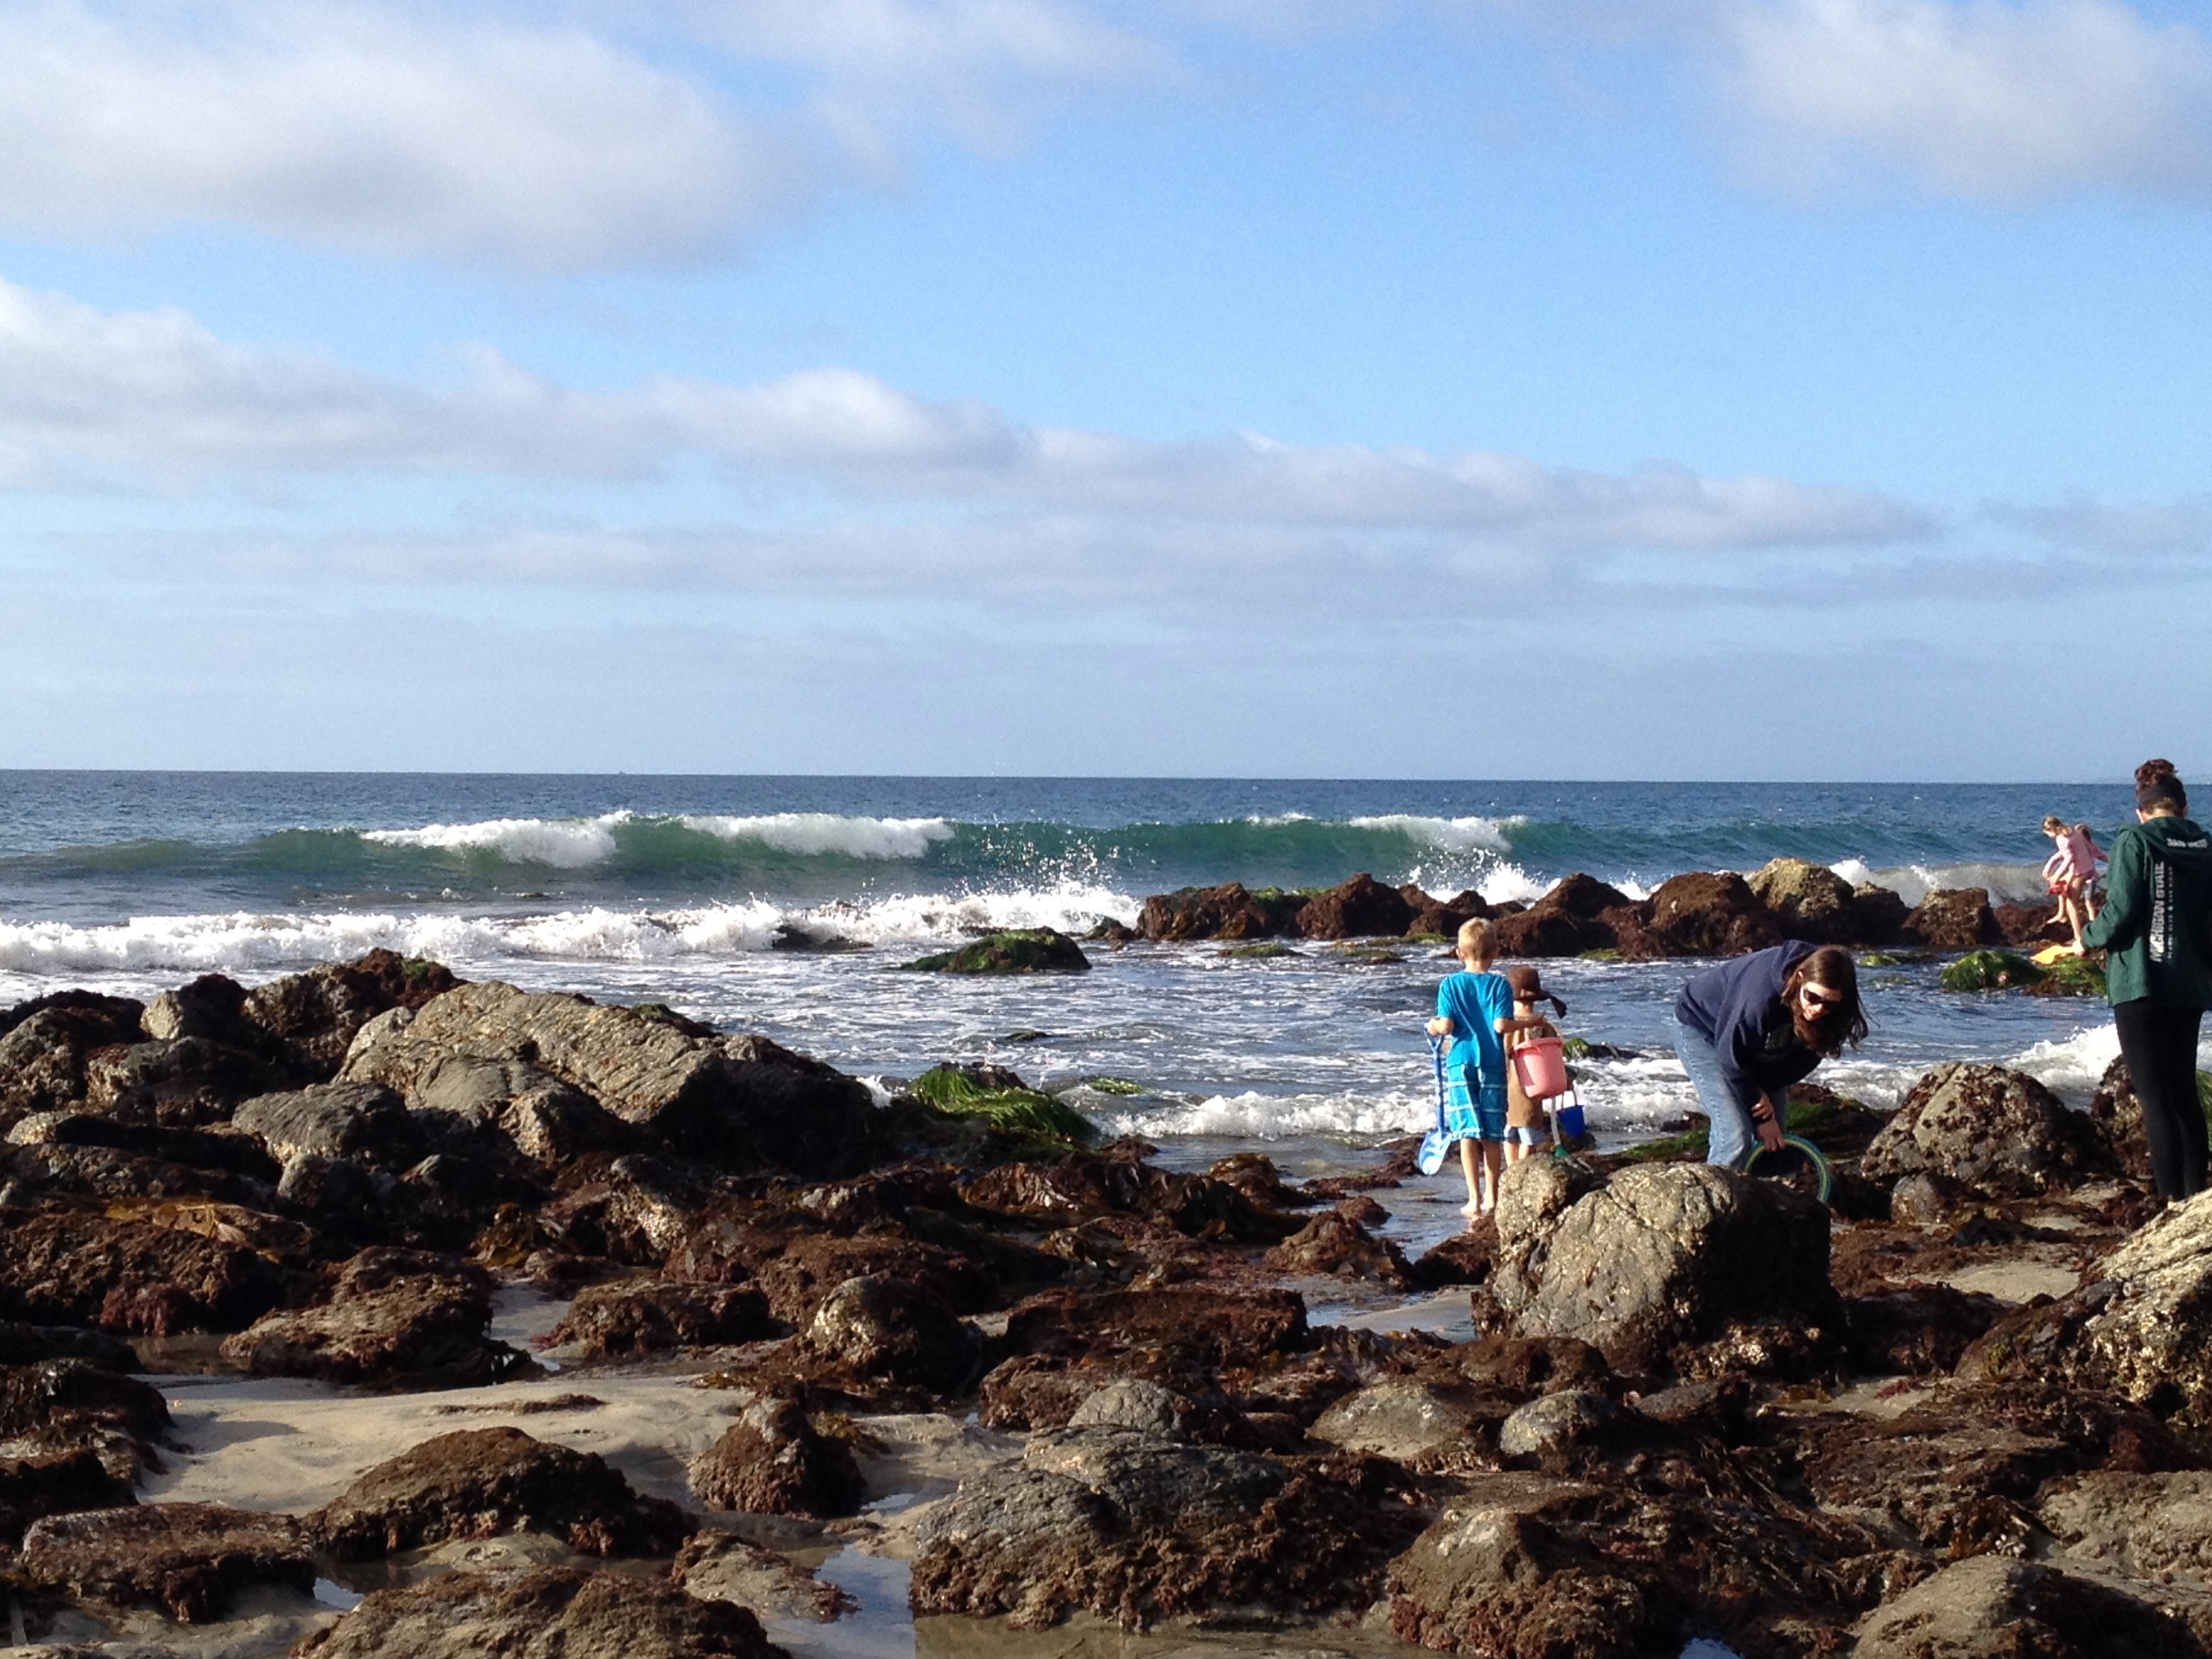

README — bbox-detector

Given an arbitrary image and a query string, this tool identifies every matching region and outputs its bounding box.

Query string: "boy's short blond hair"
[1455,916,1495,959]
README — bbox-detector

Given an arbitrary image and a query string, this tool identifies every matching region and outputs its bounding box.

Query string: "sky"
[1,0,2208,781]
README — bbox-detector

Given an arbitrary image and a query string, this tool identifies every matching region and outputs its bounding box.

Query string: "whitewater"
[0,772,2164,1174]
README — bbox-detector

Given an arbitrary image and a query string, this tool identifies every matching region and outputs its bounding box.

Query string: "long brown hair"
[1784,945,1868,1057]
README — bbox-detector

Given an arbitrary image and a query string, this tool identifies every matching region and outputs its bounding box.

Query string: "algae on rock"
[900,929,1090,973]
[911,1063,1098,1145]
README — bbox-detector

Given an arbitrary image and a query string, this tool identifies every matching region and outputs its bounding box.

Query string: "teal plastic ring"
[1744,1133,1834,1204]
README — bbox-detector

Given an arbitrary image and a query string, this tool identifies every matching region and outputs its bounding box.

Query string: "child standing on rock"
[1426,917,1513,1216]
[2042,815,2108,944]
[1495,965,1570,1165]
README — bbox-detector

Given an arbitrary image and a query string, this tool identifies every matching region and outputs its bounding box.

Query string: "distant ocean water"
[0,774,2153,1180]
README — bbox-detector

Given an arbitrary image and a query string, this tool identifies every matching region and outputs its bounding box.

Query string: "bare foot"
[1459,1199,1482,1216]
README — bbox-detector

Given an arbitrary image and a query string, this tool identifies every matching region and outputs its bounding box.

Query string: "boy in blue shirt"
[1426,917,1515,1215]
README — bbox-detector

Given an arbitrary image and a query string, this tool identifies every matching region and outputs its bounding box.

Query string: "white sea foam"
[1472,862,1551,905]
[677,813,955,860]
[0,882,1140,982]
[1349,814,1522,854]
[365,814,629,868]
[1099,1089,1434,1141]
[1830,859,2048,908]
[2008,1022,2123,1103]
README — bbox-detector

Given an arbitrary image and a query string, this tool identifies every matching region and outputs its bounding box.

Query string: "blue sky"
[2,0,2209,779]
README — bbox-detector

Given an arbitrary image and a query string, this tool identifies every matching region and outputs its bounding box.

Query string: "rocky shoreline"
[0,949,2205,1656]
[1120,858,2067,958]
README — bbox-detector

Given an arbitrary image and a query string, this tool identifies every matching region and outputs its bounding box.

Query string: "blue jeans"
[1674,1018,1755,1169]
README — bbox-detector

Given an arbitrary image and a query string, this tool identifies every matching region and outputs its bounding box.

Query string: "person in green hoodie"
[2073,759,2212,1200]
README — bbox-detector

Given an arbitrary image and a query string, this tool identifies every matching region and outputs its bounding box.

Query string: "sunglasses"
[1798,984,1845,1011]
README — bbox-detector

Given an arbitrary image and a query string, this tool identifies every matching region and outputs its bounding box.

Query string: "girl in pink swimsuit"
[2041,815,2108,944]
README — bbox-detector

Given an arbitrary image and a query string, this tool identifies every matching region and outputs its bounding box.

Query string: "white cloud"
[0,1,1161,267]
[1988,493,2212,553]
[0,277,1929,553]
[1716,0,2212,199]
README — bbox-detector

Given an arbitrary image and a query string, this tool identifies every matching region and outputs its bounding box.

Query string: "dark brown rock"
[1492,905,1614,958]
[0,992,146,1119]
[0,1447,135,1548]
[1000,1286,1312,1373]
[2089,1055,2155,1182]
[687,1392,865,1517]
[1851,1553,2207,1658]
[294,1566,778,1659]
[219,1253,529,1387]
[1994,900,2064,946]
[312,1426,696,1560]
[0,1210,286,1335]
[80,1037,283,1128]
[1638,872,1784,958]
[1862,1062,2110,1197]
[1845,1285,2007,1375]
[1296,873,1416,939]
[748,1233,999,1323]
[17,1501,313,1623]
[243,950,457,1075]
[670,1529,854,1623]
[1904,886,2004,949]
[910,1426,1421,1628]
[549,1279,777,1358]
[1851,882,1912,944]
[798,1273,979,1394]
[1137,882,1302,941]
[1261,1211,1412,1286]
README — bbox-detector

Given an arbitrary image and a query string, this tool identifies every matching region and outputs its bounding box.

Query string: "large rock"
[549,1279,777,1359]
[2041,1469,2212,1584]
[0,1358,171,1482]
[910,1425,1414,1628]
[2088,1055,2158,1183]
[1862,1062,2108,1197]
[1260,1208,1411,1286]
[1491,1163,1837,1376]
[232,1079,421,1169]
[17,1501,313,1623]
[1489,874,1632,957]
[219,1252,529,1387]
[0,1448,136,1549]
[0,992,146,1118]
[671,1530,853,1623]
[340,982,874,1175]
[687,1392,865,1517]
[242,950,460,1074]
[1638,872,1783,958]
[1851,1554,2205,1659]
[1296,873,1416,939]
[1748,857,1859,944]
[1137,883,1302,942]
[80,1036,281,1128]
[1904,887,2003,950]
[0,1211,286,1334]
[402,1051,637,1163]
[294,1566,779,1659]
[1309,1378,1483,1462]
[312,1426,695,1560]
[798,1273,979,1394]
[2067,1191,2212,1424]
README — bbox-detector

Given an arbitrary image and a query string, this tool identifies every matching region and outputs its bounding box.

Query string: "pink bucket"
[1511,1034,1571,1101]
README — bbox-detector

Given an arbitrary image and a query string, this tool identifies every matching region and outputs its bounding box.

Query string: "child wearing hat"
[1495,966,1568,1166]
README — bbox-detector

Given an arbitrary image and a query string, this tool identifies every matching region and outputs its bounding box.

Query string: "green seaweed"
[1856,952,1906,967]
[901,929,1091,973]
[1940,950,2045,992]
[1579,948,1625,962]
[2027,954,2107,997]
[1083,1075,1146,1096]
[910,1063,1098,1143]
[1220,942,1296,960]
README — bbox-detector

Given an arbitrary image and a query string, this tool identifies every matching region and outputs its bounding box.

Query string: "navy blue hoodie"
[1674,940,1820,1113]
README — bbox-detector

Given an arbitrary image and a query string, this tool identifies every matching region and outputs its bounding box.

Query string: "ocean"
[0,773,2152,1202]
